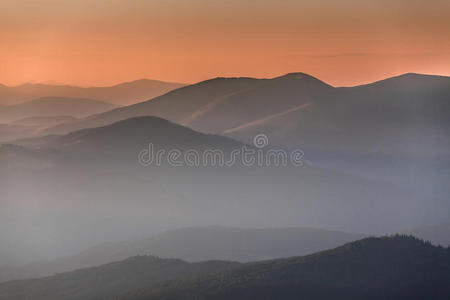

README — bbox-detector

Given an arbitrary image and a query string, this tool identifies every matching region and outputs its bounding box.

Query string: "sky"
[1,0,450,87]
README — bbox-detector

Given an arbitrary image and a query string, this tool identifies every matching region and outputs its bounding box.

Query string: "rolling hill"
[43,77,262,135]
[226,73,450,158]
[0,236,448,300]
[0,79,185,106]
[0,256,239,300]
[30,74,449,208]
[9,116,243,164]
[1,116,446,267]
[41,73,333,136]
[129,236,450,300]
[0,226,364,282]
[40,73,450,159]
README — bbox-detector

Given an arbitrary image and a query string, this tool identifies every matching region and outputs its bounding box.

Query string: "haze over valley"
[1,0,449,298]
[1,74,449,273]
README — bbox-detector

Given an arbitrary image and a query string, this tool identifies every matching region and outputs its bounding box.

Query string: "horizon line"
[2,71,449,90]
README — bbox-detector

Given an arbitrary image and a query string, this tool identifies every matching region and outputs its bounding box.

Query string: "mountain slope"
[130,236,450,300]
[0,226,364,282]
[1,116,446,266]
[40,73,450,160]
[186,73,333,133]
[0,79,185,106]
[0,236,448,300]
[42,73,334,136]
[0,256,239,300]
[44,77,261,135]
[226,73,450,158]
[11,116,243,164]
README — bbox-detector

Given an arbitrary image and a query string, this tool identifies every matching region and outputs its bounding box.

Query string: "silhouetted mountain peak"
[273,72,332,88]
[16,116,244,164]
[398,72,449,79]
[337,234,437,254]
[276,72,315,79]
[54,116,188,148]
[111,78,184,88]
[0,79,185,106]
[191,76,259,88]
[360,72,450,88]
[58,116,242,150]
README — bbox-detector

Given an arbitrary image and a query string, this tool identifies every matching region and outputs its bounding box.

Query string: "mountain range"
[131,235,450,300]
[40,73,450,160]
[1,73,446,238]
[6,116,243,164]
[0,73,448,290]
[1,115,442,267]
[0,97,118,142]
[0,72,448,299]
[0,226,364,282]
[0,79,184,106]
[0,236,448,300]
[2,222,447,284]
[0,97,117,124]
[0,256,238,300]
[36,72,447,211]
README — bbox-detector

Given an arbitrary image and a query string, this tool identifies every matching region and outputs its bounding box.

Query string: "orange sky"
[1,0,450,87]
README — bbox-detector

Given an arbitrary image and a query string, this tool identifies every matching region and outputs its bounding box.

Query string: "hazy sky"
[1,0,449,86]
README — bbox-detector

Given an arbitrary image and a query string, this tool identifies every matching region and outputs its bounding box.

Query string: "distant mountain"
[401,223,450,247]
[0,226,364,282]
[10,116,243,163]
[0,236,448,300]
[0,79,185,106]
[0,97,115,142]
[122,226,364,262]
[43,77,261,135]
[226,73,450,159]
[10,116,77,127]
[0,116,77,143]
[40,73,450,159]
[187,73,333,134]
[129,236,450,300]
[41,73,332,136]
[0,256,239,300]
[0,97,117,125]
[1,116,445,266]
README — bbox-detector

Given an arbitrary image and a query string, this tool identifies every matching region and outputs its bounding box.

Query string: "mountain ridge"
[128,235,450,300]
[0,79,185,106]
[0,97,117,124]
[0,236,448,300]
[0,226,364,282]
[39,72,449,160]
